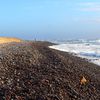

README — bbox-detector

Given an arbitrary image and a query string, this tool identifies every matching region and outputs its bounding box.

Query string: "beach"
[0,41,99,99]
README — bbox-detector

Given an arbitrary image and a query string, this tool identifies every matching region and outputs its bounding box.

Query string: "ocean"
[49,39,100,66]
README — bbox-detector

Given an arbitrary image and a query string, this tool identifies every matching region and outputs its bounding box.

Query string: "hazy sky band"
[0,0,100,40]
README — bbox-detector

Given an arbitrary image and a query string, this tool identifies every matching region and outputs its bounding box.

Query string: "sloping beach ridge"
[0,37,99,100]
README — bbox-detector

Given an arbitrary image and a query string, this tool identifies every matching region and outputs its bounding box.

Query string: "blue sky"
[0,0,100,40]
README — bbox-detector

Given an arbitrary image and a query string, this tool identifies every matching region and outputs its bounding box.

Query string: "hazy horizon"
[0,0,100,40]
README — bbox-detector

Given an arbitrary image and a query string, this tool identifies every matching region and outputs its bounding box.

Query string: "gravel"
[0,41,99,100]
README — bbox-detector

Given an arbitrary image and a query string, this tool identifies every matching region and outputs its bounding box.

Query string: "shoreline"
[49,43,100,66]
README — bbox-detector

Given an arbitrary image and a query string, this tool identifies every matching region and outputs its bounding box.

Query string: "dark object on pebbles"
[0,41,99,100]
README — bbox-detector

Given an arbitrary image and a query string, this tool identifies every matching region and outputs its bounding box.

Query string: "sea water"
[49,39,100,66]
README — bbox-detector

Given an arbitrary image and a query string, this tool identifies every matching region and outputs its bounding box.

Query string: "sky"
[0,0,100,40]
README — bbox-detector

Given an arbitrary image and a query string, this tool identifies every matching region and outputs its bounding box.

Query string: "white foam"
[49,43,100,66]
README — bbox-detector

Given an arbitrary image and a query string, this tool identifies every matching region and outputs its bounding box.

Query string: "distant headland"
[0,37,22,43]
